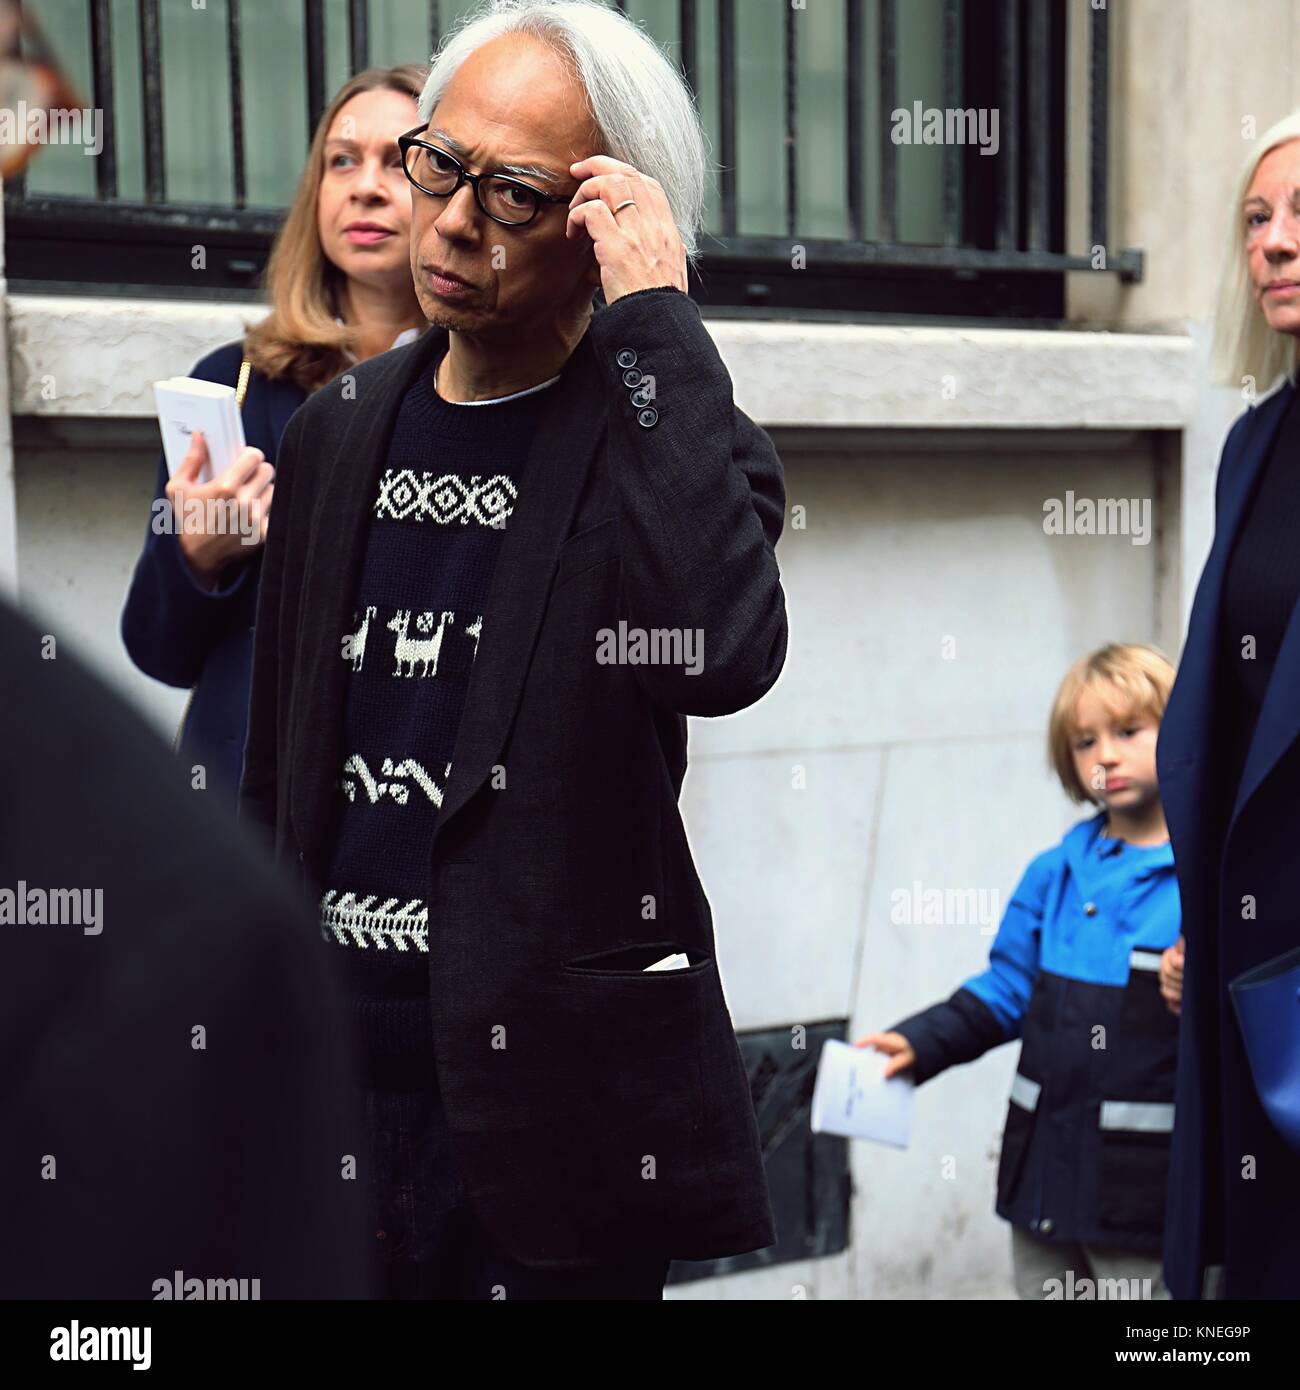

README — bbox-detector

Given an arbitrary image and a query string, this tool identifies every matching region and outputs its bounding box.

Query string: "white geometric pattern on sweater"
[375,469,516,527]
[387,609,455,677]
[319,889,428,951]
[340,753,452,806]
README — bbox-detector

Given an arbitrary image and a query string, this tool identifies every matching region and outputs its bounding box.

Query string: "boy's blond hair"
[1048,644,1176,805]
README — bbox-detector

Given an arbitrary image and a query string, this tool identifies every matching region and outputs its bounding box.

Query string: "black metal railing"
[5,0,1141,319]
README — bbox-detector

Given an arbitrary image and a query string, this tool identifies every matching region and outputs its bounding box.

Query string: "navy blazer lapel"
[1157,381,1294,862]
[1233,599,1300,831]
[1161,391,1287,756]
[1229,385,1300,833]
[288,324,604,871]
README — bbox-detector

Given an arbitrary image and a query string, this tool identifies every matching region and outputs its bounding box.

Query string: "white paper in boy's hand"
[810,1039,914,1148]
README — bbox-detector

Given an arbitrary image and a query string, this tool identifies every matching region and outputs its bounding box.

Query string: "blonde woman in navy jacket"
[1156,110,1300,1301]
[121,65,427,804]
[859,645,1181,1299]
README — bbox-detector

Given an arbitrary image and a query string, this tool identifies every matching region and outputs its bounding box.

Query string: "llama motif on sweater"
[318,357,556,1071]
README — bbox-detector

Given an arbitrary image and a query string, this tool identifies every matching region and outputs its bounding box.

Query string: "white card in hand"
[810,1039,914,1148]
[643,952,690,972]
[154,376,246,485]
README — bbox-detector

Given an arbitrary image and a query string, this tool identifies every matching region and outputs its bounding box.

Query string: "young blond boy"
[858,644,1182,1299]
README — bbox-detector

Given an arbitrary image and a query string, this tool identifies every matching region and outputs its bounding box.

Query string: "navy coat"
[120,342,307,804]
[1157,376,1300,1299]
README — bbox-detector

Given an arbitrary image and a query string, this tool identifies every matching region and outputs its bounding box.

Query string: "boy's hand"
[1159,935,1185,1016]
[853,1030,916,1078]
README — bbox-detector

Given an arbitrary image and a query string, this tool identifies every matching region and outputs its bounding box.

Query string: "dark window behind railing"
[8,0,1141,320]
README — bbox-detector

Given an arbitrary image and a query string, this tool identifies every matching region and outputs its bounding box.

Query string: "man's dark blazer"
[1157,377,1300,1299]
[239,285,789,1267]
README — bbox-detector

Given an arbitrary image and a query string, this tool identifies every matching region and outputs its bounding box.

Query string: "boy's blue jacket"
[891,811,1181,1252]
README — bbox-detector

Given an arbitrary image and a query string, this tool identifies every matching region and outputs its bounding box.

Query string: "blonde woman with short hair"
[121,64,428,805]
[1157,110,1300,1301]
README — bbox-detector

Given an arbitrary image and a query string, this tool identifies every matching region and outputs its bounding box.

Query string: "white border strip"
[1010,1073,1041,1112]
[1100,1101,1175,1133]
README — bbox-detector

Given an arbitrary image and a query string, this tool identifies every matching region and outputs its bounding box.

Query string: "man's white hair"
[417,0,709,263]
[1212,109,1300,391]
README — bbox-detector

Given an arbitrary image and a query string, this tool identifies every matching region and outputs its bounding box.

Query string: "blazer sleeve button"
[637,407,659,428]
[616,348,637,368]
[1084,901,1097,916]
[622,367,644,388]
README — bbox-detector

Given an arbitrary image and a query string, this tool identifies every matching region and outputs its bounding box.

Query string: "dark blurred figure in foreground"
[0,598,371,1299]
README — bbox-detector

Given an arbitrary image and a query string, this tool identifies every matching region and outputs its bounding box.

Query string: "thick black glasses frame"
[397,126,570,227]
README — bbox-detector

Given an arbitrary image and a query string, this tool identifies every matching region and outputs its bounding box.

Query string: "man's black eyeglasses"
[397,127,570,227]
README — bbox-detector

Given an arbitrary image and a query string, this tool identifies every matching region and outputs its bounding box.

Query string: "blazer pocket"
[561,939,713,977]
[554,516,618,589]
[540,944,710,1246]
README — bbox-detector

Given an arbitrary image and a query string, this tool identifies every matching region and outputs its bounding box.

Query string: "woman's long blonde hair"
[1212,110,1300,392]
[243,63,427,393]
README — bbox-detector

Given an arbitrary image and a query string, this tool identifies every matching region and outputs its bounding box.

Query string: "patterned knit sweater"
[319,353,556,1082]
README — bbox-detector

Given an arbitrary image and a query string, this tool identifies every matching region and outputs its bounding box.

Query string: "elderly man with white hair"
[240,0,788,1300]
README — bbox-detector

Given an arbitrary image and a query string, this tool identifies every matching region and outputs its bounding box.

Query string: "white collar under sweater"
[432,352,561,406]
[333,318,560,405]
